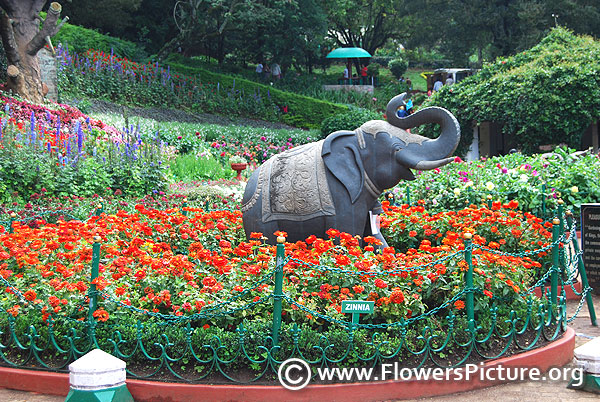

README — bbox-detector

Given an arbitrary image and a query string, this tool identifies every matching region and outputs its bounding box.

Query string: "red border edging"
[0,327,575,402]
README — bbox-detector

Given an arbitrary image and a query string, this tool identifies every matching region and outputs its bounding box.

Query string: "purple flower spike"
[77,122,84,154]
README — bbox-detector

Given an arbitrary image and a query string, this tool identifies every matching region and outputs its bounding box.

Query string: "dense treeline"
[57,0,600,69]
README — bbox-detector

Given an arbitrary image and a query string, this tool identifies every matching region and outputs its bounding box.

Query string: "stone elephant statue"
[241,93,460,246]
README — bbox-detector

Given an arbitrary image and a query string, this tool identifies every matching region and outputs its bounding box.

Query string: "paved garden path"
[1,294,598,402]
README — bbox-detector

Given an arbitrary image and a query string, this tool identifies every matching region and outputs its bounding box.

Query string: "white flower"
[453,188,461,196]
[486,181,495,191]
[571,186,579,193]
[519,174,528,182]
[466,180,474,187]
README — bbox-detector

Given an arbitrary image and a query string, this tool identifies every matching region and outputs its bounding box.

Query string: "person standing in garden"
[361,65,368,84]
[433,78,443,92]
[271,63,281,80]
[256,62,264,80]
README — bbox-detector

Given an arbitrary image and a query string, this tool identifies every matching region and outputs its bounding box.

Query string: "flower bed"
[0,96,170,202]
[390,148,600,218]
[0,199,576,382]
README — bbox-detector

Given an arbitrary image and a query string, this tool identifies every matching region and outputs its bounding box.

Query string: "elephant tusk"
[413,157,455,170]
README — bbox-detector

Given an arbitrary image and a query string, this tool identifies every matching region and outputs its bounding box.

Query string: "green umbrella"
[326,47,371,84]
[325,47,372,58]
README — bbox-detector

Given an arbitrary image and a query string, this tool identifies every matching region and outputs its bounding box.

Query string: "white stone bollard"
[570,336,600,394]
[65,349,133,402]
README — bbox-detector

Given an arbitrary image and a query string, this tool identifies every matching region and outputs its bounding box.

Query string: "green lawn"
[405,69,428,92]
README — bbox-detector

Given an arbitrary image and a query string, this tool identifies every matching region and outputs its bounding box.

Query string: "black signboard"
[581,203,600,295]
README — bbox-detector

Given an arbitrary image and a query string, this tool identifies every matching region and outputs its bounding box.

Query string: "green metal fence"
[0,202,596,383]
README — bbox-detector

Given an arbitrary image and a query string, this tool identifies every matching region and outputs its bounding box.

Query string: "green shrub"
[426,27,600,155]
[367,63,380,77]
[170,152,229,181]
[320,108,382,138]
[370,56,393,67]
[388,58,409,79]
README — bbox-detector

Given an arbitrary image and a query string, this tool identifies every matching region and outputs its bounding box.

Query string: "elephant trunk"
[386,94,461,169]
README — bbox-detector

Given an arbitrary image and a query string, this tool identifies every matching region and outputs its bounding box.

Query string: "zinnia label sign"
[341,300,374,314]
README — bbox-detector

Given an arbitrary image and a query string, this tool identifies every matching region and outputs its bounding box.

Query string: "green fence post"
[406,185,411,206]
[182,197,188,217]
[8,212,16,234]
[272,235,285,346]
[551,218,560,308]
[463,232,475,333]
[95,201,104,217]
[557,199,566,275]
[541,183,546,220]
[566,212,598,326]
[88,235,101,324]
[387,192,395,206]
[487,194,493,209]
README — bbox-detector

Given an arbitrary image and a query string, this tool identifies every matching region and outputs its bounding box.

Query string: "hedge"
[165,54,348,129]
[53,18,146,62]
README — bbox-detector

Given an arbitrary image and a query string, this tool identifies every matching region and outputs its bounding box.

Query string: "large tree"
[0,1,68,102]
[406,0,600,66]
[160,0,328,71]
[322,0,406,56]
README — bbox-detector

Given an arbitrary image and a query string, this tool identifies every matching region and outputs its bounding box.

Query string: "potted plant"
[229,155,248,180]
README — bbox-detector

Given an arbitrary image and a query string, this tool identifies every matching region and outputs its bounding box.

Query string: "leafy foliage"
[424,28,600,154]
[388,58,409,79]
[390,147,600,218]
[53,17,147,61]
[320,108,382,138]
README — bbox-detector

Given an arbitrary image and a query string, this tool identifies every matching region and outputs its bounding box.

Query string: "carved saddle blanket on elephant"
[241,140,336,223]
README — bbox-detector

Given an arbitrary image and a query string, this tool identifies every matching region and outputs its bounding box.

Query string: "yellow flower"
[486,181,495,191]
[571,186,579,193]
[453,188,461,196]
[465,180,474,187]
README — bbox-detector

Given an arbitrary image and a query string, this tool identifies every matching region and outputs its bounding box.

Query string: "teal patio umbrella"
[326,47,372,59]
[326,47,372,83]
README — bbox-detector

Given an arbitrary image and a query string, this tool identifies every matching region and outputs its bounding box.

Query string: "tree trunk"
[0,1,66,103]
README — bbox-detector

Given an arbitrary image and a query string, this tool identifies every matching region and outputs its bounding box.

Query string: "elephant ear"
[322,132,364,204]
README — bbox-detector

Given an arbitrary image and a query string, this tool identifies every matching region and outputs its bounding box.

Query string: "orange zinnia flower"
[92,308,109,322]
[454,300,465,310]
